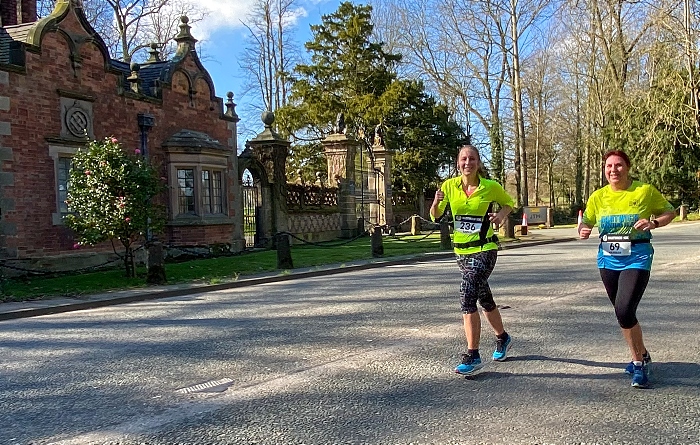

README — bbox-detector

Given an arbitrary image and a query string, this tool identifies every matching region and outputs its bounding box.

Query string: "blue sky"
[190,0,343,123]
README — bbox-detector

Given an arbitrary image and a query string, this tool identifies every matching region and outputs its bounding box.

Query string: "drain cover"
[176,378,234,394]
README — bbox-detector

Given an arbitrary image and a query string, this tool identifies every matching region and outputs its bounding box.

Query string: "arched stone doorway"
[238,149,271,248]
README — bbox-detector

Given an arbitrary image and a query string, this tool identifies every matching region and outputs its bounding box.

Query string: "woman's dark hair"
[458,144,490,178]
[603,150,631,167]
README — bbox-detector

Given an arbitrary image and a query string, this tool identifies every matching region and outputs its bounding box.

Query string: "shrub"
[64,137,166,277]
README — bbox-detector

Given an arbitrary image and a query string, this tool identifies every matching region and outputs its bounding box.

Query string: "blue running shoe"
[625,351,651,375]
[492,334,512,361]
[455,353,484,375]
[631,363,649,388]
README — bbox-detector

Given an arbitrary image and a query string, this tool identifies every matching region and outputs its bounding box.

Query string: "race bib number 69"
[601,234,631,256]
[455,215,483,234]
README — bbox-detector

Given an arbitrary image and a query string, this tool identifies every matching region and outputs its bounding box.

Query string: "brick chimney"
[0,0,37,27]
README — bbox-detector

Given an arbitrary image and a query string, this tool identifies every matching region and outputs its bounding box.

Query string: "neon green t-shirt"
[432,176,515,255]
[582,181,674,270]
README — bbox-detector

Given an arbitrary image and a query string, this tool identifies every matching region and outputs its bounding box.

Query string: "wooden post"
[411,215,421,235]
[146,241,166,284]
[276,234,294,269]
[371,227,384,258]
[503,216,515,238]
[440,221,452,250]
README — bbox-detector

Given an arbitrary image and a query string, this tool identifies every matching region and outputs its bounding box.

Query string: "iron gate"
[242,175,261,248]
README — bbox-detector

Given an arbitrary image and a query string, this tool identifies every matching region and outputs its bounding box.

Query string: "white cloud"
[186,0,256,40]
[187,0,321,42]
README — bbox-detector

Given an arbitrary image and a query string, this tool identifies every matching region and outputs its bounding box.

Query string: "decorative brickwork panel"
[287,184,338,210]
[288,213,341,242]
[60,97,94,139]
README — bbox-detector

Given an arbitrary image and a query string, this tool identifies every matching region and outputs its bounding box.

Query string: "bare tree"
[371,0,510,185]
[239,0,300,115]
[373,0,552,207]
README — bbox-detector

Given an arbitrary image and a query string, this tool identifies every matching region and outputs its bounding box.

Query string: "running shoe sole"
[454,362,485,376]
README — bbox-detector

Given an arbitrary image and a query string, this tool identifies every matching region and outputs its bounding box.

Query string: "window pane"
[201,170,223,215]
[177,169,195,214]
[58,157,72,213]
[213,171,223,214]
[201,170,211,214]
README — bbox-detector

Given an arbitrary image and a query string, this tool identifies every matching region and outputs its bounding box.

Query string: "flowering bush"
[64,137,166,277]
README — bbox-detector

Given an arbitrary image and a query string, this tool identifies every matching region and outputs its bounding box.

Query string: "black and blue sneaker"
[492,334,512,361]
[455,353,484,375]
[631,363,649,388]
[625,351,651,375]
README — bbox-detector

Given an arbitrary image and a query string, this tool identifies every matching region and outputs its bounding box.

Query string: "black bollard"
[146,241,167,284]
[371,227,384,258]
[440,221,452,250]
[276,234,294,269]
[357,217,365,237]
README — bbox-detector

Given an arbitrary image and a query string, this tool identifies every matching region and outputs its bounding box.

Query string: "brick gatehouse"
[0,0,245,273]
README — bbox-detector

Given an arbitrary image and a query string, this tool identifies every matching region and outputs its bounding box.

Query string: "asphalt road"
[1,223,699,445]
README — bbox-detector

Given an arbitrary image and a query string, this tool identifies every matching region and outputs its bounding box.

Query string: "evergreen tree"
[277,2,464,201]
[607,66,700,207]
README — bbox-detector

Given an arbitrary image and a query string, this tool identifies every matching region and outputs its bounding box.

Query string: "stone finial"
[261,111,275,128]
[127,62,141,93]
[225,91,239,119]
[248,110,286,143]
[146,43,161,63]
[174,15,197,44]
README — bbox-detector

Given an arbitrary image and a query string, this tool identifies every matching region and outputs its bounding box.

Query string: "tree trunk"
[123,244,135,278]
[510,0,527,206]
[489,119,505,186]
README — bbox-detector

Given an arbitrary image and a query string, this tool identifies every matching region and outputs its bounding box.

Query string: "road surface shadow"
[465,356,699,387]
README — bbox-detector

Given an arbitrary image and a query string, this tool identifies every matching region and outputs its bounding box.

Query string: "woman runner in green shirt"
[579,149,676,388]
[430,145,514,375]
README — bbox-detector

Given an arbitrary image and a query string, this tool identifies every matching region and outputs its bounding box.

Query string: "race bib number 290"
[455,215,482,234]
[601,234,631,256]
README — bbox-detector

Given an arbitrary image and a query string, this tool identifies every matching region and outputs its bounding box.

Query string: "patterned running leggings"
[456,249,498,314]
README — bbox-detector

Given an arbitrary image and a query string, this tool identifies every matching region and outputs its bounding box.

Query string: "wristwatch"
[651,219,659,228]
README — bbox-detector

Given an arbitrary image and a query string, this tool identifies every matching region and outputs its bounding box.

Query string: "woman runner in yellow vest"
[430,144,515,375]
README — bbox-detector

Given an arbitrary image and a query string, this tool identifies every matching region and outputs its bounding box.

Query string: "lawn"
[3,213,697,301]
[1,232,447,301]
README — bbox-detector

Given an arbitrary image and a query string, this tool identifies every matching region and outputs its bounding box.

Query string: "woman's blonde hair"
[458,144,490,178]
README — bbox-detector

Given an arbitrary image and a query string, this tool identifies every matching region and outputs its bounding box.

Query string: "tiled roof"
[162,129,226,151]
[110,59,177,99]
[0,22,33,65]
[1,16,215,102]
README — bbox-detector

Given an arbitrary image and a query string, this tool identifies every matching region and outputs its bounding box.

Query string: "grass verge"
[2,233,447,302]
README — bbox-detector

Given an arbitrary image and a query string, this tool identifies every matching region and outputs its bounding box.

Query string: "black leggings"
[599,268,651,329]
